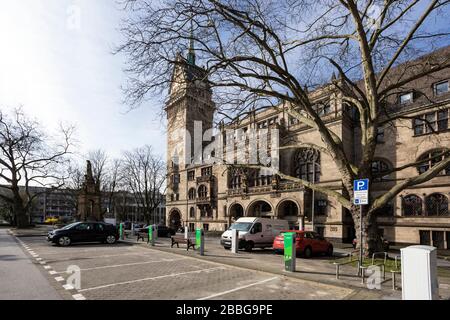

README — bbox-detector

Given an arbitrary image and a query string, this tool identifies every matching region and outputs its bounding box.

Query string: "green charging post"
[284,232,296,272]
[148,225,155,246]
[196,228,204,256]
[119,223,124,240]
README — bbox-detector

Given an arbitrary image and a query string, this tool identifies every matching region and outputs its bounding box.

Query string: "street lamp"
[311,162,321,232]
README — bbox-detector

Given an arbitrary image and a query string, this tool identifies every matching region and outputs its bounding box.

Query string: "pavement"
[3,227,450,300]
[0,228,62,300]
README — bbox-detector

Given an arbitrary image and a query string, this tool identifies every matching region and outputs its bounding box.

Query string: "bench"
[137,232,152,243]
[171,236,195,251]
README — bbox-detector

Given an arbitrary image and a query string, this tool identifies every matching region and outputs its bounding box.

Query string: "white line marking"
[79,267,226,292]
[44,266,52,269]
[55,277,65,282]
[49,271,57,275]
[197,277,279,300]
[72,294,86,300]
[39,261,46,265]
[63,284,74,290]
[36,258,42,261]
[54,258,188,273]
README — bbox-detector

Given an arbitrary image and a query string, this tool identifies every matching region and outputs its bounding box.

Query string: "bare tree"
[118,0,450,254]
[88,149,108,189]
[0,108,74,228]
[121,145,166,225]
[103,158,123,217]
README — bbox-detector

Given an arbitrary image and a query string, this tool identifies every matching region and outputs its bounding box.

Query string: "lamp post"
[311,162,320,232]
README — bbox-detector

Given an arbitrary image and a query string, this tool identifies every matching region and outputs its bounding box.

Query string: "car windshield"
[61,222,80,230]
[229,222,253,232]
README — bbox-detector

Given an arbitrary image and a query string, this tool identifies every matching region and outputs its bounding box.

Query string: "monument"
[77,160,102,221]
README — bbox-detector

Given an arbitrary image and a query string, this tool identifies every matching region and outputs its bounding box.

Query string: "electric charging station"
[148,225,155,246]
[284,232,296,272]
[196,228,204,256]
[119,223,124,240]
[231,229,239,254]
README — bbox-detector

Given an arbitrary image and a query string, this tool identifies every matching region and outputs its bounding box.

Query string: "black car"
[138,225,176,238]
[47,222,119,246]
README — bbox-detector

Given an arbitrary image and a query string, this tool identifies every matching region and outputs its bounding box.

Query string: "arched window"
[198,185,208,199]
[402,195,423,216]
[417,149,450,176]
[189,207,195,219]
[371,160,390,182]
[294,148,320,182]
[188,188,196,200]
[425,193,449,216]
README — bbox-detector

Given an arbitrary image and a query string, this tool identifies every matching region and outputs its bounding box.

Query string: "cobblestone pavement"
[15,235,354,300]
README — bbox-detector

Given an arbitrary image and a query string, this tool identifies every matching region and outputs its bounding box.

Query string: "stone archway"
[246,200,273,218]
[277,200,301,229]
[229,203,244,223]
[168,209,182,230]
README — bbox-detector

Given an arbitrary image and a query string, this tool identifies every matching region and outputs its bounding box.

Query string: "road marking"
[53,258,189,273]
[44,266,52,269]
[55,276,65,282]
[197,277,279,300]
[79,266,226,292]
[49,271,57,275]
[63,284,74,290]
[36,257,42,261]
[72,294,86,300]
[39,261,46,265]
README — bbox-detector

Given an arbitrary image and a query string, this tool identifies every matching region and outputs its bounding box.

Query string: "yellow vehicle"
[44,216,59,224]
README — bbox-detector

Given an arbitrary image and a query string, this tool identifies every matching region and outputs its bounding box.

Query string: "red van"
[273,230,333,258]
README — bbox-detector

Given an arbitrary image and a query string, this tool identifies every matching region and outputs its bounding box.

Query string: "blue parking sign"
[353,179,369,205]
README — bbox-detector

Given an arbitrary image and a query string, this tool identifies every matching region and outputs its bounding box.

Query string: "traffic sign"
[353,179,369,205]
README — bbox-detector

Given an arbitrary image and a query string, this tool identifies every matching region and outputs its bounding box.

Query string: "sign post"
[354,178,369,277]
[284,232,296,272]
[196,228,204,256]
[231,229,239,254]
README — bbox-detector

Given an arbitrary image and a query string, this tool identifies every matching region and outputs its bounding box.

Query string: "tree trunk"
[351,205,383,257]
[14,203,29,229]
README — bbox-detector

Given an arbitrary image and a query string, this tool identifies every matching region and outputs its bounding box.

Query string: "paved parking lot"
[16,236,353,300]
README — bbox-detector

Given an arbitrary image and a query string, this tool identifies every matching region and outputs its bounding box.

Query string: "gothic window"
[425,193,449,216]
[376,126,384,143]
[371,160,390,182]
[189,207,195,218]
[294,148,320,182]
[188,188,196,200]
[402,195,423,216]
[417,149,450,176]
[187,170,195,181]
[198,185,208,199]
[413,109,448,135]
[201,167,212,177]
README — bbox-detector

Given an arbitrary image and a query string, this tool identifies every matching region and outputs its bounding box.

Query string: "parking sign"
[353,179,369,205]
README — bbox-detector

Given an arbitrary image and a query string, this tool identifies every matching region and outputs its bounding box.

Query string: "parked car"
[44,216,59,224]
[352,236,390,251]
[273,231,334,258]
[137,225,176,237]
[221,217,289,251]
[47,222,119,246]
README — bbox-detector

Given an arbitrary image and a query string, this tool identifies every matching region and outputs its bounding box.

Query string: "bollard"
[284,232,296,272]
[148,225,155,246]
[231,229,239,254]
[119,223,124,240]
[184,226,189,239]
[196,228,204,256]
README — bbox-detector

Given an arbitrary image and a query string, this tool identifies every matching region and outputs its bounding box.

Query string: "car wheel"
[326,245,333,257]
[244,241,254,252]
[58,236,71,247]
[106,235,117,244]
[303,246,312,258]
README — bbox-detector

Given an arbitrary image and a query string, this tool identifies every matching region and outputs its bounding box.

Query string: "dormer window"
[434,81,449,96]
[399,92,413,105]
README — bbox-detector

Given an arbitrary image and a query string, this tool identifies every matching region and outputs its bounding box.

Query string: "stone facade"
[166,47,450,248]
[77,160,102,222]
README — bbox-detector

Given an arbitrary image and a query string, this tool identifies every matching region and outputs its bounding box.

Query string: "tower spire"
[187,21,196,66]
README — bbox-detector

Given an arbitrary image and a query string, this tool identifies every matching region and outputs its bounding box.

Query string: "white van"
[220,217,289,251]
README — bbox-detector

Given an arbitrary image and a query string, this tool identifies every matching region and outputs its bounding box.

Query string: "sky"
[0,0,167,163]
